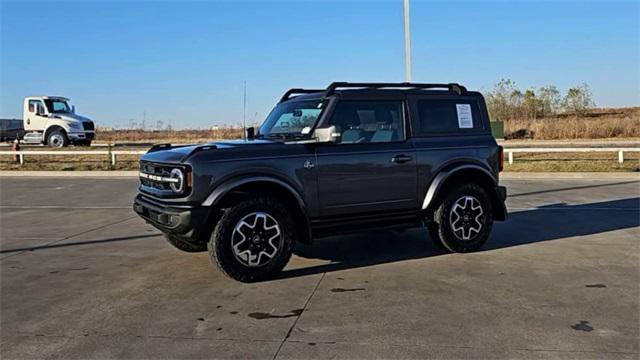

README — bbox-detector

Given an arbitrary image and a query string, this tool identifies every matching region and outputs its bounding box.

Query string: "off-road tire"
[431,183,493,253]
[427,223,446,250]
[165,234,207,252]
[208,197,295,282]
[47,130,68,148]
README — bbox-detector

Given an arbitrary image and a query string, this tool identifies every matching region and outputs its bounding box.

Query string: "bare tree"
[563,84,595,115]
[522,89,537,119]
[486,78,518,120]
[537,85,561,117]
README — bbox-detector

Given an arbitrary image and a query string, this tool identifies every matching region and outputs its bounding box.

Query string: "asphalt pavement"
[0,176,638,359]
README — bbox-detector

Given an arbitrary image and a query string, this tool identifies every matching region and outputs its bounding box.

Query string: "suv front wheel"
[430,183,493,253]
[208,197,295,282]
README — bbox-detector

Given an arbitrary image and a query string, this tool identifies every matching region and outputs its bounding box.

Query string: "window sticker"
[456,104,473,128]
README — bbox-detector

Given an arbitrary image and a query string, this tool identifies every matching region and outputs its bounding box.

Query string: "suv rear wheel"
[430,183,493,253]
[208,197,294,282]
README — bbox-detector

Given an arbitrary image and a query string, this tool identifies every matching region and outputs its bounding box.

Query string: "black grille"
[82,121,95,130]
[139,161,173,192]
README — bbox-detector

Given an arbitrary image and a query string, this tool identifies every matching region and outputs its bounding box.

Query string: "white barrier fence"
[504,147,640,165]
[0,150,146,166]
[1,147,639,166]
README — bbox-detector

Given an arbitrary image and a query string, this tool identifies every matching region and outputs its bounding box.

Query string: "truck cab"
[22,96,95,147]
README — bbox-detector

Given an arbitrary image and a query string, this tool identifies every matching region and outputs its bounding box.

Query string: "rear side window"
[416,99,484,135]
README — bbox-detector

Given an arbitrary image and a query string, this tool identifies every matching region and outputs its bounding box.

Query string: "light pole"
[403,0,412,82]
[243,80,247,140]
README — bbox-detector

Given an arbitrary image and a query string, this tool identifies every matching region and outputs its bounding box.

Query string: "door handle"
[391,154,413,164]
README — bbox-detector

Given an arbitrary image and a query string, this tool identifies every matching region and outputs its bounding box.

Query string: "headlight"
[67,122,82,129]
[169,168,184,193]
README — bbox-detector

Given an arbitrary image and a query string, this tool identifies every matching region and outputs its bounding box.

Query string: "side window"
[416,99,484,135]
[328,101,404,144]
[28,100,45,115]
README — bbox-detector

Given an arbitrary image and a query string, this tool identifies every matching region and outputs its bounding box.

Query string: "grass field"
[1,150,638,172]
[504,107,639,139]
[92,107,639,144]
[1,106,638,172]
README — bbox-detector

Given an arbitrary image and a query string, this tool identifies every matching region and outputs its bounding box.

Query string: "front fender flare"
[201,176,306,211]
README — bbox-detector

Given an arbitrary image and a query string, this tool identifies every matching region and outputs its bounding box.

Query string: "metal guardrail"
[0,150,146,165]
[1,147,639,166]
[504,147,640,164]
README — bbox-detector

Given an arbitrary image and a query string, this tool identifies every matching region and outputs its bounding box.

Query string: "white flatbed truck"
[0,96,96,147]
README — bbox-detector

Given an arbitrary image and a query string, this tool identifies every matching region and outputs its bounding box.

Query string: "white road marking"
[0,206,131,209]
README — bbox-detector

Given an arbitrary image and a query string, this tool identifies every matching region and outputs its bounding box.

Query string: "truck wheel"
[430,183,493,253]
[209,197,294,282]
[165,234,207,252]
[47,130,68,148]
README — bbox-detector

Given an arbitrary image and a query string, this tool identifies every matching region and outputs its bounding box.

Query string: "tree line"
[485,79,595,120]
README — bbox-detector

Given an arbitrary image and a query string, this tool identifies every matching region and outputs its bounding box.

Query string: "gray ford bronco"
[134,82,507,282]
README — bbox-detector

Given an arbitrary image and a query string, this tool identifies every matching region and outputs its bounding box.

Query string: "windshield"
[258,100,324,140]
[44,99,72,113]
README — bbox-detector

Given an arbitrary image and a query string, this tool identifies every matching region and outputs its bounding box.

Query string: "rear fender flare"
[422,164,497,210]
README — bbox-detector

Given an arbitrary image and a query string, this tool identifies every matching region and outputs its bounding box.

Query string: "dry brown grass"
[503,152,640,172]
[96,128,244,144]
[504,107,640,140]
[94,107,640,143]
[3,151,638,172]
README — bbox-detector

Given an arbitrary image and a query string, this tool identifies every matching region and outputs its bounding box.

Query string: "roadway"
[1,176,639,359]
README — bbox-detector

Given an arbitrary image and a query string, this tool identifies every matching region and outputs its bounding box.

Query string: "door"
[24,99,48,131]
[315,100,417,217]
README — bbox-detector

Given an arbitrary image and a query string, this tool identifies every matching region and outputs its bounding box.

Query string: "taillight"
[498,146,504,172]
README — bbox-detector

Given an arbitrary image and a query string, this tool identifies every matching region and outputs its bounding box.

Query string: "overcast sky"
[1,0,638,128]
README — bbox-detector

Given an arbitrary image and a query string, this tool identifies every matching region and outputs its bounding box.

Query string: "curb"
[501,172,640,180]
[1,171,638,180]
[0,171,139,177]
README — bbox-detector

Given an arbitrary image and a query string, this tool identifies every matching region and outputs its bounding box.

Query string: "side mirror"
[245,126,255,140]
[314,126,340,143]
[36,106,45,116]
[72,105,76,113]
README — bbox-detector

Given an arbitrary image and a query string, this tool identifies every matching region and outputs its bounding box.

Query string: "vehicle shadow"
[0,233,161,254]
[277,197,640,280]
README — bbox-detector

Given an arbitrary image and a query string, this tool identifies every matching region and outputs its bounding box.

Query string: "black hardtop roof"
[280,82,482,103]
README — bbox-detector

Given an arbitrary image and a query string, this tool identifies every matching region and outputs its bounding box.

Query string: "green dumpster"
[490,121,504,139]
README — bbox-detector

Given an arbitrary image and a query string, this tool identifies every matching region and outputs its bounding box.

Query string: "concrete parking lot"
[1,176,638,359]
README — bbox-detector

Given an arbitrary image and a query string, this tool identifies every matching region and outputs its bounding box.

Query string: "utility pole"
[403,0,412,82]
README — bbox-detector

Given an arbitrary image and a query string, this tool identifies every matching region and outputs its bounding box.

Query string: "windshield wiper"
[265,133,311,142]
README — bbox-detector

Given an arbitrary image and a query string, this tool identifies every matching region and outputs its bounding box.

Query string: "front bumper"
[68,131,95,141]
[133,194,209,240]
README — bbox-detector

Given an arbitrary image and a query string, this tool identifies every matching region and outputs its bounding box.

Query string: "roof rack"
[324,82,467,96]
[279,88,324,103]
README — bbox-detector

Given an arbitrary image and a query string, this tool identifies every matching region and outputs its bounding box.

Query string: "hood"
[140,139,281,164]
[51,113,93,123]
